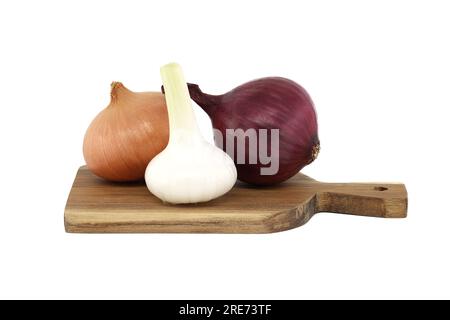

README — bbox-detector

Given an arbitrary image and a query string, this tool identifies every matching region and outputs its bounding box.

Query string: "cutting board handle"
[317,182,407,218]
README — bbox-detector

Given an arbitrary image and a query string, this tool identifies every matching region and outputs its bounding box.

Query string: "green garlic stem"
[160,63,200,143]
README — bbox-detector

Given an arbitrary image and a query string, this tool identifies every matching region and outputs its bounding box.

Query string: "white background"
[1,0,449,299]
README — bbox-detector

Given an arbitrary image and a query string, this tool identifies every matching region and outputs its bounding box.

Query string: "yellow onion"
[83,82,169,181]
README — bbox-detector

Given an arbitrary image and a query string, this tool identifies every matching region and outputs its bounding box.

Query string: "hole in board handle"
[374,186,388,191]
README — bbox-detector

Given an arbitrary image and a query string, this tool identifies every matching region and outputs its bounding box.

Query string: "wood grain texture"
[65,166,407,233]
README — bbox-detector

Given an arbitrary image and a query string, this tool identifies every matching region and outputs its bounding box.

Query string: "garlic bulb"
[145,63,237,204]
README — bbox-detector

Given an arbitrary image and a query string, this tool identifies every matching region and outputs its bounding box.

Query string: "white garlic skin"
[145,137,237,204]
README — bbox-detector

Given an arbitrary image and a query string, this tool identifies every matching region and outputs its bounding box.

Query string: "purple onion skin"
[186,77,319,185]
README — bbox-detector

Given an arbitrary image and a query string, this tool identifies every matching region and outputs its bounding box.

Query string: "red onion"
[178,77,319,185]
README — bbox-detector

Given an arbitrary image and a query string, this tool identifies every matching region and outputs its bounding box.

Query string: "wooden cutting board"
[65,166,407,233]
